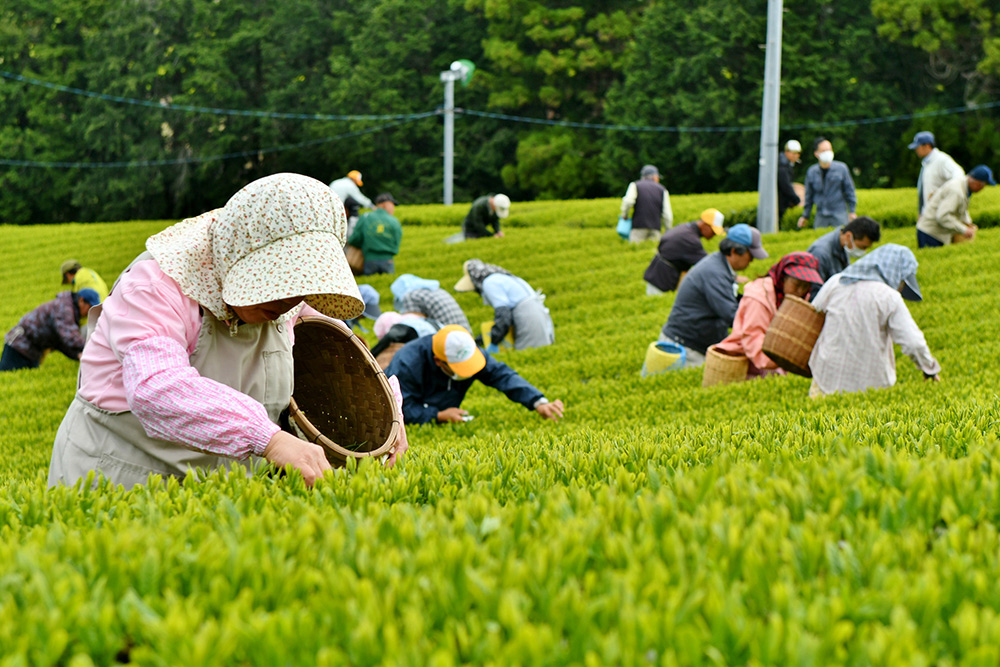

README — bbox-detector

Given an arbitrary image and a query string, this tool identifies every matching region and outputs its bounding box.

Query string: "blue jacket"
[802,161,856,219]
[385,336,544,425]
[661,252,738,354]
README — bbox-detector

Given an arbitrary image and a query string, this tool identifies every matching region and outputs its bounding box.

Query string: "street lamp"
[441,60,474,206]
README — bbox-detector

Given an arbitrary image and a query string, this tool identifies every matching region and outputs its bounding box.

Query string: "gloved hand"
[486,343,500,355]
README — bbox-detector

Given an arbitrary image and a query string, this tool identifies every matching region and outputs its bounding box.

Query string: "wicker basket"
[288,316,402,466]
[761,295,825,377]
[702,345,749,387]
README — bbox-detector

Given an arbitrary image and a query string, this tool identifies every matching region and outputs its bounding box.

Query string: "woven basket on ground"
[762,295,825,377]
[289,316,401,466]
[702,345,749,387]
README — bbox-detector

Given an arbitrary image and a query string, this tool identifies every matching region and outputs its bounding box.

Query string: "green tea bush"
[1,203,1000,664]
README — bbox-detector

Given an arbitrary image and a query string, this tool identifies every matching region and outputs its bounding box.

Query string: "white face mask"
[844,235,866,259]
[818,150,834,165]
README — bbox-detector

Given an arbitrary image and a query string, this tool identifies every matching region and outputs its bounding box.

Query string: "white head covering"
[146,173,364,321]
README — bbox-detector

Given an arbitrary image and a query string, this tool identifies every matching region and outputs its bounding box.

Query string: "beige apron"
[48,254,293,489]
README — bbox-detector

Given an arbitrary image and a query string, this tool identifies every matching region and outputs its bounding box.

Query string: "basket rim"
[289,316,403,460]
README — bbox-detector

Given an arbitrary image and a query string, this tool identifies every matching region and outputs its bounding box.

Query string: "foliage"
[2,197,1000,662]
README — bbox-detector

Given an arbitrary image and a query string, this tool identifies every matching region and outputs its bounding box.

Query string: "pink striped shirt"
[79,260,314,459]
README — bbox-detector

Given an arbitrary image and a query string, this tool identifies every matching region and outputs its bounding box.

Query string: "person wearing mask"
[797,138,858,230]
[454,259,554,353]
[347,193,402,275]
[462,194,510,240]
[385,325,564,424]
[329,170,373,236]
[620,165,673,243]
[808,244,940,396]
[1,289,101,371]
[916,165,995,248]
[908,131,963,215]
[659,223,768,368]
[714,252,824,379]
[643,208,725,295]
[778,140,803,222]
[806,216,882,281]
[48,174,408,489]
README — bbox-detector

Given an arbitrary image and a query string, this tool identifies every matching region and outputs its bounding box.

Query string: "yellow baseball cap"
[432,325,485,378]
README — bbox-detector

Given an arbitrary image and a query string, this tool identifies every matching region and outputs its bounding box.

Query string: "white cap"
[492,194,511,219]
[785,139,802,152]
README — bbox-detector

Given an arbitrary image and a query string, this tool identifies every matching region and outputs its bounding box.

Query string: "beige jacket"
[917,175,972,244]
[919,148,964,209]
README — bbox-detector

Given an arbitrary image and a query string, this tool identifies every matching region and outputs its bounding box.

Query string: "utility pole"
[756,0,783,234]
[440,60,474,206]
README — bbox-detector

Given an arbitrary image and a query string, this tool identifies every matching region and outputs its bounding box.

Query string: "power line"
[456,101,1000,132]
[0,114,435,169]
[0,70,435,122]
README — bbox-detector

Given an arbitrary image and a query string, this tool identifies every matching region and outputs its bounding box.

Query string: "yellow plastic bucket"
[641,341,686,377]
[481,321,515,348]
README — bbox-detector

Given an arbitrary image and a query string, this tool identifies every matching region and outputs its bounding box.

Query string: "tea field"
[2,189,1000,665]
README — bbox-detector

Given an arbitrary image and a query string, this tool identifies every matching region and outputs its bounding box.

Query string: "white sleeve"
[885,292,941,376]
[662,190,673,228]
[620,182,637,217]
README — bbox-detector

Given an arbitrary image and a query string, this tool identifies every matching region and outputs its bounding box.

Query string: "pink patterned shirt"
[79,260,313,459]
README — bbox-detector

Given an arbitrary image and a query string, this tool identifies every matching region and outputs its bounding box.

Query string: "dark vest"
[632,179,666,231]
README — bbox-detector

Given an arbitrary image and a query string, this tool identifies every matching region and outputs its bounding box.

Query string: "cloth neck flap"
[464,259,513,293]
[767,251,821,309]
[838,243,917,290]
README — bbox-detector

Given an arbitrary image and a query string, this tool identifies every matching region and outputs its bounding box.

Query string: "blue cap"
[358,284,382,320]
[725,223,769,259]
[969,164,996,186]
[76,288,101,306]
[908,131,935,150]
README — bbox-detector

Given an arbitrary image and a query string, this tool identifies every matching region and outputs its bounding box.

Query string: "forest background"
[0,0,998,225]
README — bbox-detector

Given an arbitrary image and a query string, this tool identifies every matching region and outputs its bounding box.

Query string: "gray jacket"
[661,252,738,354]
[802,161,856,219]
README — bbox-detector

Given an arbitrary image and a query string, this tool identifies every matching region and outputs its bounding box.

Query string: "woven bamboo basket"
[702,345,749,387]
[288,316,402,466]
[761,295,825,377]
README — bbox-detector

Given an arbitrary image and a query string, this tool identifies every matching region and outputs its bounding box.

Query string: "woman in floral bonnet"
[49,173,407,489]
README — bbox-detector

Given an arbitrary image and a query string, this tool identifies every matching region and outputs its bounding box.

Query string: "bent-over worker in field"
[916,165,995,248]
[659,223,768,368]
[1,289,101,371]
[454,259,554,353]
[385,325,564,425]
[61,260,109,303]
[369,311,441,370]
[462,193,510,240]
[808,244,940,397]
[48,173,408,490]
[391,273,473,333]
[643,208,725,295]
[714,252,824,380]
[806,216,881,282]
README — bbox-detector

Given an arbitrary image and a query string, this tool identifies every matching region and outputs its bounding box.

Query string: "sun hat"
[347,170,363,186]
[454,260,476,292]
[60,259,82,283]
[76,288,101,306]
[492,194,511,219]
[968,165,996,186]
[358,284,382,320]
[699,209,726,236]
[390,274,441,301]
[784,139,802,152]
[147,173,364,322]
[907,131,935,150]
[839,243,923,302]
[374,312,404,339]
[726,223,769,259]
[432,324,485,378]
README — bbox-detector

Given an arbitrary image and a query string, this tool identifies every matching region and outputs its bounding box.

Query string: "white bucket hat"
[147,173,364,321]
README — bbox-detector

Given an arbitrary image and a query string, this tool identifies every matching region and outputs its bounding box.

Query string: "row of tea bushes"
[0,214,998,663]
